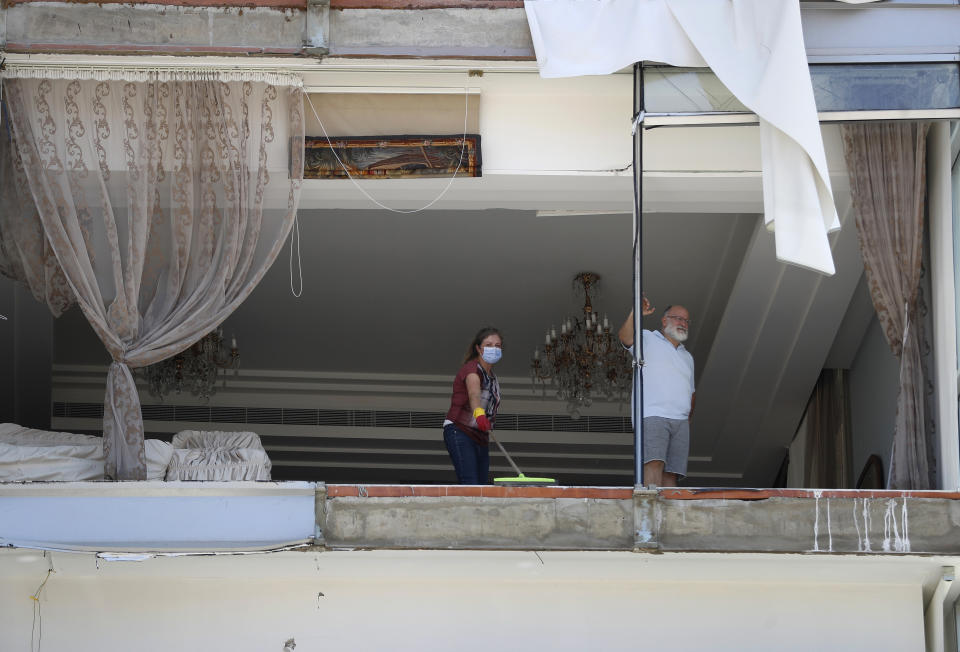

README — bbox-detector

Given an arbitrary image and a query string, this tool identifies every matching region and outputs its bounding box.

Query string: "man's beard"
[664,323,688,343]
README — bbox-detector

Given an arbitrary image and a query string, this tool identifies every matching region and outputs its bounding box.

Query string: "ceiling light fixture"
[530,272,632,418]
[140,329,240,403]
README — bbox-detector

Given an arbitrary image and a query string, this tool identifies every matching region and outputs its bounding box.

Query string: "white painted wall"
[0,551,926,652]
[849,316,900,483]
[478,73,633,174]
[295,68,858,214]
[1,577,924,652]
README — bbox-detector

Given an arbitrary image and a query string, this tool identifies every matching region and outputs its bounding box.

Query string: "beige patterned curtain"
[0,117,74,316]
[803,369,852,488]
[1,74,304,479]
[841,121,932,489]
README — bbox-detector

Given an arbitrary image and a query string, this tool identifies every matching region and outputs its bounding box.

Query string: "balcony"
[3,482,959,555]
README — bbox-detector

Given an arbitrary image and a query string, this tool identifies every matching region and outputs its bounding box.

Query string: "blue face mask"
[481,346,502,364]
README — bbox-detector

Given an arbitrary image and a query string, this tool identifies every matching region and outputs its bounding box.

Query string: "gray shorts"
[642,416,689,477]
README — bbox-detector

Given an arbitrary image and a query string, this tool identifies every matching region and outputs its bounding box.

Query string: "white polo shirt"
[628,330,695,420]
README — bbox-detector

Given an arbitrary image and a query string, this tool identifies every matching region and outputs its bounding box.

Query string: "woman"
[443,327,503,484]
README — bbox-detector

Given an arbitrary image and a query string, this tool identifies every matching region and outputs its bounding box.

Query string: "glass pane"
[644,68,747,113]
[645,63,960,113]
[811,63,960,111]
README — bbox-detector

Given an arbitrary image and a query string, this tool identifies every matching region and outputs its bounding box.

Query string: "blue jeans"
[443,424,489,484]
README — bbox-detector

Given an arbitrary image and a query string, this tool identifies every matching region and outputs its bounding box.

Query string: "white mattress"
[0,423,173,481]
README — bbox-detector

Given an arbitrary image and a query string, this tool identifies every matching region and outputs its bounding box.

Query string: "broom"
[490,432,556,486]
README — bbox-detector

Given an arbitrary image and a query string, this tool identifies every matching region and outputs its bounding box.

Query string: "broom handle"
[489,432,524,477]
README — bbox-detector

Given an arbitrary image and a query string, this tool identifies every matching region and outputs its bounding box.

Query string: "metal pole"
[632,62,645,486]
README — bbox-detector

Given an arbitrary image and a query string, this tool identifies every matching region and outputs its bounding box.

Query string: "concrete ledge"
[322,485,960,554]
[0,2,534,58]
[3,1,956,61]
[659,494,960,555]
[3,3,308,55]
[4,483,960,555]
[325,494,634,550]
[328,7,533,58]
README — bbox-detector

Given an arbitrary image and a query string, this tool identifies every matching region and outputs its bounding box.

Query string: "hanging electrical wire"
[289,87,473,297]
[30,567,54,652]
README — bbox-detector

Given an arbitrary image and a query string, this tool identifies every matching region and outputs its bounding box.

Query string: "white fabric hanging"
[524,0,878,276]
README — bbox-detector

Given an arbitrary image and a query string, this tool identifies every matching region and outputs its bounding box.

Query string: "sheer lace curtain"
[0,120,74,317]
[841,121,933,489]
[1,74,304,479]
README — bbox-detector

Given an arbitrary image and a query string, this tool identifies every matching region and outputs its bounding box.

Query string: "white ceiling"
[227,208,756,377]
[54,208,755,379]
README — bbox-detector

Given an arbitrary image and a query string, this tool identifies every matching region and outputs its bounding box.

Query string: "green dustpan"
[490,434,556,486]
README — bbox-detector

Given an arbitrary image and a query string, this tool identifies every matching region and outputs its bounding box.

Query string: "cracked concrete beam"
[3,3,308,55]
[328,7,534,58]
[314,482,327,546]
[0,2,532,58]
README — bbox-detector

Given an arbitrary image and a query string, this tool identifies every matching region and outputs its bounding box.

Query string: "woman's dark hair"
[464,327,502,363]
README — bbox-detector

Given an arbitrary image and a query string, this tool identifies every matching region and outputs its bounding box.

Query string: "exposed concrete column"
[314,482,328,546]
[303,0,330,56]
[634,486,660,551]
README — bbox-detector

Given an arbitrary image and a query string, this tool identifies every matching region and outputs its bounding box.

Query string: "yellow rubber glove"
[473,407,491,432]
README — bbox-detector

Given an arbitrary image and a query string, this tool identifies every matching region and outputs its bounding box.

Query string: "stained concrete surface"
[321,488,960,555]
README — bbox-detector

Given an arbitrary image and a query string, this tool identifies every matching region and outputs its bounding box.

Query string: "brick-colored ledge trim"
[326,485,960,501]
[3,44,304,55]
[331,0,523,8]
[662,488,960,501]
[3,0,522,7]
[5,0,305,6]
[327,485,634,499]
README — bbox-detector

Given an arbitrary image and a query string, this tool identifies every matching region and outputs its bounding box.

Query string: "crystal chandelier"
[530,272,632,416]
[141,329,240,403]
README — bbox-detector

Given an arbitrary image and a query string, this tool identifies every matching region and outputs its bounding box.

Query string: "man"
[618,297,695,487]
